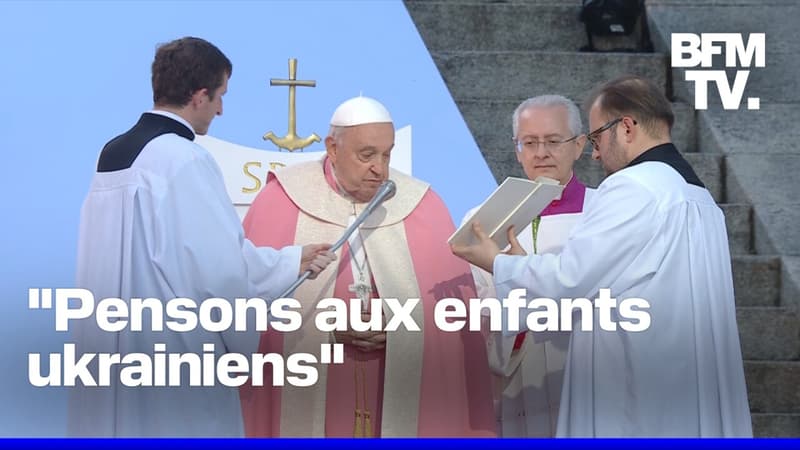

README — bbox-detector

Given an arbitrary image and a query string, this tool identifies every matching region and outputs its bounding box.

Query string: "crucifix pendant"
[348,275,371,312]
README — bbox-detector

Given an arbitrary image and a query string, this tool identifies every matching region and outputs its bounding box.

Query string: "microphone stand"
[276,179,397,299]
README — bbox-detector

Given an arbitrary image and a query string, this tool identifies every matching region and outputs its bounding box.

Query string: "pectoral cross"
[348,275,372,312]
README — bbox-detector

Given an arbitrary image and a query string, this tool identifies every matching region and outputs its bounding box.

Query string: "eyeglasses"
[586,117,623,150]
[513,135,580,153]
[586,117,639,150]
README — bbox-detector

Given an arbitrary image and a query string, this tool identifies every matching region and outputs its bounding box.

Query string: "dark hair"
[585,75,674,137]
[151,37,232,107]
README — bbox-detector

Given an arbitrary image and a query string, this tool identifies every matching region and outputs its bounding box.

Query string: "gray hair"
[512,95,583,138]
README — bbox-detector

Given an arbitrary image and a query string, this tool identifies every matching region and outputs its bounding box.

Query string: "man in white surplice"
[451,76,752,437]
[70,37,335,437]
[460,95,594,437]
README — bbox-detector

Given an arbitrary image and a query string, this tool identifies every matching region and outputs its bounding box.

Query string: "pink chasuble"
[238,158,496,437]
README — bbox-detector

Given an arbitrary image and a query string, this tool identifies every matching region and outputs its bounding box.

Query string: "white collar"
[148,109,196,134]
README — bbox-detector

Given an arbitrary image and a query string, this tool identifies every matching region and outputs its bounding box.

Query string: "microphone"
[276,179,397,299]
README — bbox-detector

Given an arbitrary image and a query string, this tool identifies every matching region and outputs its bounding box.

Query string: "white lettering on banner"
[433,288,651,333]
[671,33,765,110]
[27,342,344,388]
[27,287,651,388]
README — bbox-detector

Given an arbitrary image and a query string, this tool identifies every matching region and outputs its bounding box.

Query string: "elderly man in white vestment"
[462,95,594,437]
[70,37,335,437]
[240,96,496,437]
[452,75,752,437]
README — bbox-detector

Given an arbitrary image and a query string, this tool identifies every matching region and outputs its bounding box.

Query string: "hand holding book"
[449,176,562,272]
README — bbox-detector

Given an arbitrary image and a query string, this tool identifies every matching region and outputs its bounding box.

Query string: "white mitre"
[330,96,393,126]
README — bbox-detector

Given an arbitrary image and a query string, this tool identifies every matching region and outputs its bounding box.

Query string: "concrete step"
[723,203,753,255]
[732,255,781,307]
[670,102,696,153]
[745,361,800,414]
[698,104,800,156]
[404,1,586,53]
[737,307,800,360]
[752,413,800,438]
[724,155,800,258]
[685,152,724,203]
[404,0,653,54]
[431,51,667,103]
[648,3,800,104]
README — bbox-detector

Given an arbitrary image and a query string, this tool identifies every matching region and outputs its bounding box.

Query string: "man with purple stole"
[461,95,593,437]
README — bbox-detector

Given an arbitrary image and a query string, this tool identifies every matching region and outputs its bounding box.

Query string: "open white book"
[449,176,564,249]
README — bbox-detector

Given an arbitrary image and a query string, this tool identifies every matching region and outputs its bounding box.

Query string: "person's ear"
[574,135,587,161]
[190,88,209,108]
[325,135,337,161]
[622,116,638,142]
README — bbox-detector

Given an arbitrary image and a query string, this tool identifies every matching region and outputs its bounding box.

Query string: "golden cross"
[263,58,320,152]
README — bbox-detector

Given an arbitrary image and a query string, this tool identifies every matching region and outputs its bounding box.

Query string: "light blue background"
[0,0,497,436]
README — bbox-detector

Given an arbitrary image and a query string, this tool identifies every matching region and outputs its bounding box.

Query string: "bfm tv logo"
[672,33,765,110]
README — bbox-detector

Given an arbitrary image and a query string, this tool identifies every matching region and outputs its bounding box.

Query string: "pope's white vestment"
[493,145,753,437]
[69,111,301,437]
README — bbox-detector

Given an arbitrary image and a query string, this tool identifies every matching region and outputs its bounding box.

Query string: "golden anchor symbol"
[263,58,320,152]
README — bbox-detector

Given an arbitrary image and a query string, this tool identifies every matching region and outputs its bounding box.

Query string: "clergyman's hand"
[450,222,502,273]
[334,311,387,352]
[300,243,336,279]
[503,225,527,256]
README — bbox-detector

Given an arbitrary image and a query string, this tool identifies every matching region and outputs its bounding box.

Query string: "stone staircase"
[404,0,799,437]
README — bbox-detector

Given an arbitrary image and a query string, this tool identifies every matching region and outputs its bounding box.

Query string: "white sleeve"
[460,205,497,300]
[493,174,662,335]
[151,156,301,353]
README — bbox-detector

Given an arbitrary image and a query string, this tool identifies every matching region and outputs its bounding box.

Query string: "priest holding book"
[239,96,495,437]
[452,76,752,437]
[460,94,594,437]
